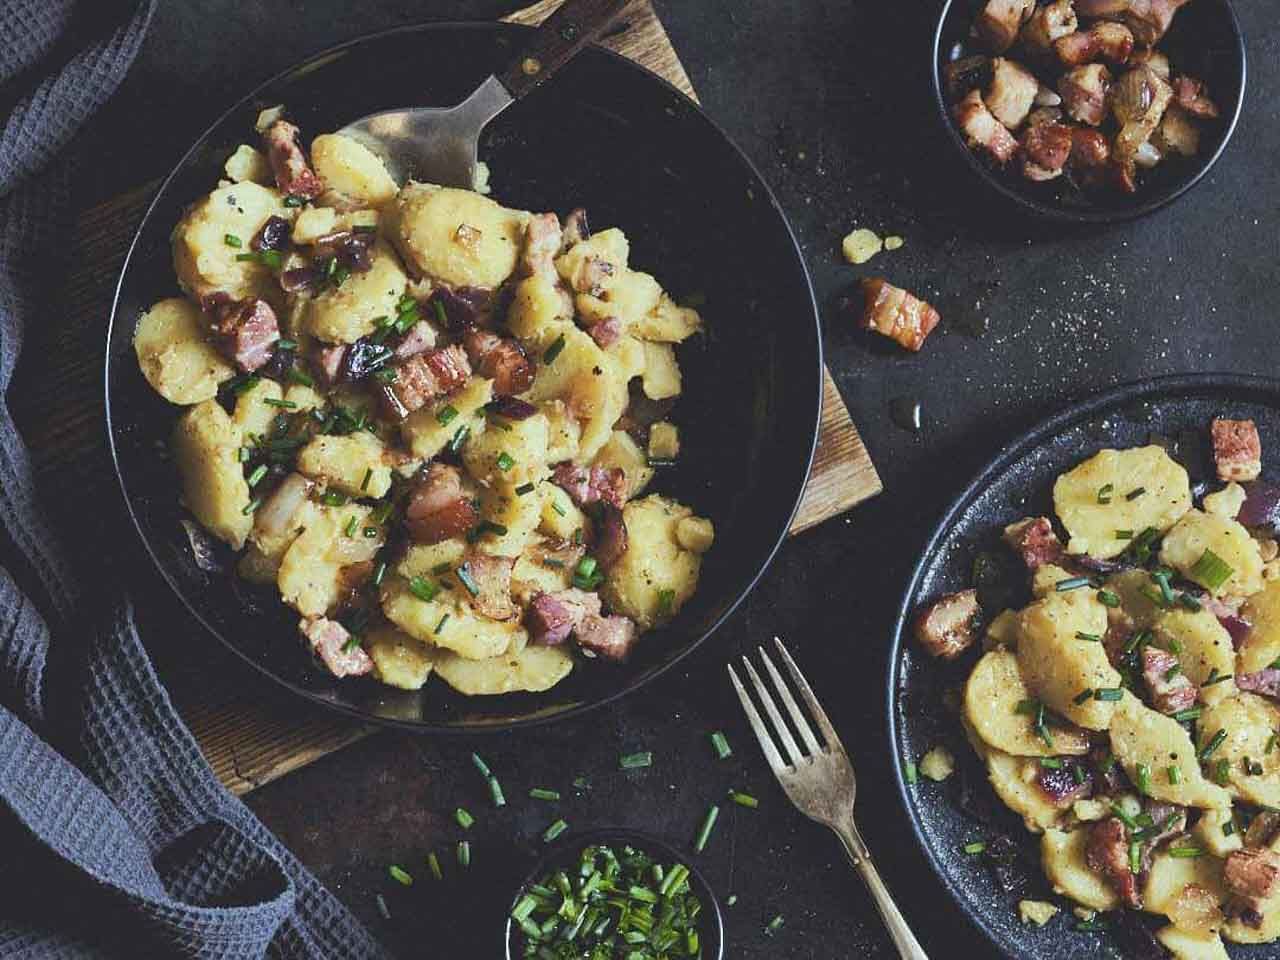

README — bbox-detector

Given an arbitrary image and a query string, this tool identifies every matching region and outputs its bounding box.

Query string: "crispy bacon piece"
[381,344,471,420]
[211,298,279,372]
[1002,517,1064,570]
[1069,127,1112,171]
[313,343,347,387]
[464,554,517,621]
[1236,669,1280,699]
[588,316,624,349]
[552,462,627,510]
[1054,22,1135,66]
[426,285,493,332]
[1247,812,1280,849]
[1036,760,1093,807]
[1059,64,1111,126]
[577,614,637,661]
[527,588,602,645]
[1087,817,1141,908]
[518,212,563,279]
[561,208,590,250]
[985,57,1040,129]
[393,320,437,360]
[404,463,479,545]
[1019,122,1074,182]
[1018,0,1077,56]
[859,278,941,353]
[975,0,1035,52]
[1212,418,1262,482]
[462,327,534,397]
[1073,0,1191,47]
[593,504,629,571]
[913,589,980,660]
[1225,848,1280,913]
[1141,645,1197,714]
[300,617,372,678]
[953,89,1018,164]
[943,56,993,101]
[1172,75,1219,119]
[263,119,324,199]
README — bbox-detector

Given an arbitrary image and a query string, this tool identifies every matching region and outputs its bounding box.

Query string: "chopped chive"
[431,562,452,575]
[436,405,459,426]
[1076,631,1102,642]
[488,775,506,808]
[1076,920,1107,932]
[1168,846,1203,858]
[408,576,438,602]
[427,852,442,881]
[454,807,475,830]
[247,464,268,487]
[764,915,784,937]
[963,841,986,855]
[277,338,298,350]
[1167,765,1181,785]
[1125,629,1150,654]
[619,751,653,770]
[1152,570,1176,605]
[496,452,515,472]
[1179,593,1202,612]
[1224,819,1236,837]
[1172,706,1202,723]
[510,894,537,923]
[1164,663,1182,681]
[694,805,720,852]
[471,753,492,778]
[1200,728,1228,760]
[1114,529,1134,540]
[1074,688,1094,705]
[656,589,676,618]
[1014,698,1039,716]
[1097,483,1114,504]
[529,787,561,802]
[1072,765,1087,785]
[1110,803,1138,830]
[515,482,536,496]
[434,613,450,634]
[343,515,358,537]
[726,894,738,907]
[360,468,372,492]
[373,366,397,384]
[456,841,470,868]
[1094,688,1123,702]
[1190,549,1234,591]
[1213,757,1231,784]
[363,526,378,538]
[372,561,387,588]
[542,819,569,843]
[262,397,297,409]
[455,564,479,596]
[1039,758,1063,769]
[238,446,251,462]
[710,731,732,759]
[1098,590,1121,608]
[447,424,470,453]
[283,194,305,208]
[905,761,919,785]
[1055,577,1092,592]
[1128,840,1142,875]
[388,864,413,886]
[341,632,362,654]
[224,233,242,247]
[1203,668,1234,686]
[375,893,391,920]
[543,334,567,364]
[241,497,261,516]
[287,366,315,387]
[729,791,758,808]
[1125,487,1146,501]
[551,500,567,517]
[1135,763,1152,795]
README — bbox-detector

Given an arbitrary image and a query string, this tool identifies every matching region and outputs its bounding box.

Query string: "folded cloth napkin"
[0,2,391,957]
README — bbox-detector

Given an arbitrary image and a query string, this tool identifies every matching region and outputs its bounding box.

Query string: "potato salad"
[913,418,1280,955]
[134,107,713,696]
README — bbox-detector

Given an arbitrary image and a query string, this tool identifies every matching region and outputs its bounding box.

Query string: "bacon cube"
[1212,418,1262,482]
[859,278,941,353]
[1002,517,1064,571]
[913,589,980,660]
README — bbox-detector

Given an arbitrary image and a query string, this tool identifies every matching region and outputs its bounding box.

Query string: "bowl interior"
[889,375,1280,957]
[105,23,822,731]
[932,0,1246,223]
[503,828,725,959]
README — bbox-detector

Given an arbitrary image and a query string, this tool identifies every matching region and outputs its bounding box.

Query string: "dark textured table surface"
[62,0,1279,957]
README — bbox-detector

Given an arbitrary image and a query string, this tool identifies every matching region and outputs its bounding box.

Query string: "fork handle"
[498,0,631,100]
[833,819,929,960]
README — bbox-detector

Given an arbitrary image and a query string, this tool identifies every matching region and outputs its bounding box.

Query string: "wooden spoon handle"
[497,0,631,100]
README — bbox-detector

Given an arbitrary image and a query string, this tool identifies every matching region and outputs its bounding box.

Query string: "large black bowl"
[932,0,1246,223]
[105,23,822,732]
[888,374,1280,957]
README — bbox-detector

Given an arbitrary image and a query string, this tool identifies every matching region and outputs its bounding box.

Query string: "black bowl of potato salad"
[105,23,822,731]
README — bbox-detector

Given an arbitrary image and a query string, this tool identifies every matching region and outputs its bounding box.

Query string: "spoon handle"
[497,0,631,100]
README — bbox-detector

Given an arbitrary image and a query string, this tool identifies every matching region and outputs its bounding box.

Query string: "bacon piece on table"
[404,463,479,545]
[462,327,534,397]
[1211,418,1262,482]
[380,344,471,420]
[577,614,637,661]
[552,462,627,510]
[859,278,941,353]
[526,588,602,646]
[212,298,279,372]
[1141,645,1197,715]
[300,617,372,678]
[1087,817,1141,908]
[1002,517,1064,570]
[953,89,1018,165]
[263,119,324,199]
[913,589,980,660]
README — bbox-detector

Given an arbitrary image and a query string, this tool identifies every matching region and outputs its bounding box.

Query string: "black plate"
[888,374,1280,957]
[932,0,1246,223]
[105,23,822,732]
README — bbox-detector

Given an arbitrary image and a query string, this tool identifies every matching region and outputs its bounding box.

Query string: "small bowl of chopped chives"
[505,828,724,960]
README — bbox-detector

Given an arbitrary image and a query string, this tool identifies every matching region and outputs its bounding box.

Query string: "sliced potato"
[1160,508,1264,599]
[134,297,234,404]
[574,268,662,333]
[521,325,626,462]
[675,516,714,554]
[1143,848,1227,920]
[964,650,1090,757]
[1154,608,1235,704]
[398,540,468,579]
[232,377,285,438]
[1156,927,1230,960]
[1191,806,1241,858]
[1109,691,1232,810]
[462,411,550,489]
[555,228,629,291]
[172,181,290,304]
[641,341,681,400]
[1104,568,1167,633]
[507,274,573,343]
[541,398,582,463]
[296,432,393,498]
[473,484,544,558]
[984,609,1020,651]
[602,495,704,629]
[1016,588,1118,729]
[591,430,653,499]
[223,144,271,184]
[367,625,436,690]
[634,292,702,343]
[388,182,527,288]
[539,484,588,541]
[1041,828,1119,911]
[962,717,1062,832]
[1241,578,1280,674]
[277,502,381,616]
[171,400,251,549]
[401,377,493,460]
[433,643,574,696]
[1195,693,1280,808]
[380,576,523,660]
[648,421,680,461]
[310,133,398,207]
[302,237,407,343]
[1053,446,1191,559]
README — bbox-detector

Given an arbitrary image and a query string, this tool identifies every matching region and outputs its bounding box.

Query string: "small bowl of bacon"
[932,0,1246,223]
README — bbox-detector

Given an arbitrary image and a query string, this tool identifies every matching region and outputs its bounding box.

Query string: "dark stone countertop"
[69,0,1280,956]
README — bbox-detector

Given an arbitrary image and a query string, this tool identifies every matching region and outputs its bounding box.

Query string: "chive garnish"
[456,841,470,868]
[343,515,358,538]
[694,805,719,852]
[542,819,569,843]
[283,194,305,208]
[224,233,242,247]
[1135,763,1151,795]
[496,452,515,472]
[1172,706,1202,723]
[287,366,315,387]
[620,751,653,770]
[455,808,475,830]
[1179,593,1202,611]
[1128,841,1142,875]
[436,405,458,426]
[529,788,561,802]
[409,576,438,602]
[729,791,758,808]
[1073,689,1094,705]
[1039,758,1063,769]
[1125,487,1146,501]
[1214,757,1231,784]
[360,468,372,492]
[263,397,296,409]
[1190,549,1234,591]
[905,761,919,785]
[375,893,391,920]
[1200,728,1228,760]
[544,334,567,364]
[515,482,535,496]
[1097,484,1114,504]
[427,852,442,881]
[1098,590,1121,608]
[372,561,387,588]
[388,864,413,886]
[447,424,470,453]
[1167,765,1181,785]
[247,464,268,487]
[711,731,732,759]
[1202,668,1233,686]
[1168,846,1203,858]
[1110,803,1138,830]
[1055,577,1092,592]
[434,613,450,634]
[1076,631,1102,642]
[241,497,261,516]
[455,564,479,596]
[551,500,567,517]
[1094,688,1123,701]
[1076,920,1107,932]
[765,915,785,937]
[430,562,452,575]
[488,775,506,807]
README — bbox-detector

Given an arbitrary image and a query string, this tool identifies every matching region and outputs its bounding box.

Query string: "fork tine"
[728,664,788,774]
[742,655,805,765]
[758,645,823,756]
[773,637,845,753]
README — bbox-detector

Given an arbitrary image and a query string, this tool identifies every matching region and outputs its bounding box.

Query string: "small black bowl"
[503,828,724,959]
[931,0,1246,223]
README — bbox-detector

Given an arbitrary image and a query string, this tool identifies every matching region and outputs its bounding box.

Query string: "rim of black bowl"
[503,827,725,959]
[930,0,1247,225]
[885,372,1280,956]
[103,21,824,736]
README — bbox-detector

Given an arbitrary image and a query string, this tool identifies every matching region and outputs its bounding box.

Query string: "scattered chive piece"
[283,194,305,208]
[620,751,653,770]
[375,893,391,920]
[277,338,298,350]
[1074,688,1095,705]
[727,894,738,907]
[456,841,470,868]
[262,397,297,409]
[656,589,676,618]
[1152,570,1176,605]
[905,761,919,785]
[287,367,315,387]
[1094,688,1123,702]
[1039,758,1063,769]
[765,915,784,937]
[710,731,732,759]
[427,852,442,881]
[238,447,251,462]
[1098,590,1121,608]
[247,464,268,487]
[1179,593,1203,612]
[447,424,470,453]
[694,805,720,852]
[729,791,758,809]
[431,562,452,575]
[408,576,438,602]
[543,334,567,364]
[1055,577,1092,592]
[224,233,242,247]
[1076,920,1107,932]
[963,841,986,855]
[1173,706,1202,723]
[455,564,479,597]
[1168,846,1204,858]
[372,561,387,588]
[1200,728,1228,760]
[360,468,372,492]
[362,525,378,538]
[1167,765,1181,785]
[454,807,475,830]
[471,753,492,778]
[1115,529,1134,540]
[1097,483,1114,505]
[343,515,358,537]
[341,632,362,654]
[436,405,458,426]
[1072,765,1087,785]
[550,499,567,517]
[488,775,506,808]
[1111,803,1138,830]
[388,864,413,886]
[1224,819,1236,837]
[1014,699,1039,716]
[542,819,569,843]
[1214,757,1231,785]
[241,497,261,516]
[1164,663,1182,681]
[529,787,561,802]
[1126,487,1146,501]
[1128,840,1142,875]
[1190,549,1234,591]
[1076,631,1102,642]
[496,452,515,472]
[1203,669,1234,687]
[434,613,450,634]
[515,482,535,496]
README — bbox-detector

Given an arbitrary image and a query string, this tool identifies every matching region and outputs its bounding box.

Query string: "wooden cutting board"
[27,0,880,796]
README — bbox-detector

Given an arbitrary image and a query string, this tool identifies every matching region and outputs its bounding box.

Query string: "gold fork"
[728,638,928,959]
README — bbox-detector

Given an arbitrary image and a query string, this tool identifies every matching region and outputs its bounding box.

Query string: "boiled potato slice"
[1041,829,1119,911]
[433,644,574,696]
[648,421,680,461]
[964,650,1090,757]
[507,274,572,343]
[462,411,550,488]
[134,297,234,404]
[1015,588,1118,729]
[473,484,544,558]
[232,377,285,438]
[302,238,407,343]
[510,542,575,605]
[1204,483,1246,520]
[1030,563,1076,599]
[961,717,1062,832]
[1109,691,1231,810]
[640,341,681,400]
[1154,609,1235,704]
[283,382,326,413]
[634,292,702,343]
[291,206,338,243]
[171,400,251,549]
[172,181,290,303]
[223,144,270,185]
[1157,927,1230,960]
[539,484,588,541]
[388,182,526,288]
[676,517,714,554]
[522,326,627,462]
[1053,446,1191,559]
[1195,693,1280,808]
[398,540,467,579]
[1191,806,1241,858]
[310,133,398,207]
[1223,877,1280,943]
[380,576,523,660]
[277,502,381,616]
[602,495,704,629]
[541,399,582,463]
[555,228,629,291]
[1143,848,1227,920]
[1241,579,1280,674]
[1104,568,1167,633]
[574,268,661,333]
[984,609,1020,651]
[401,377,493,460]
[367,625,436,690]
[296,432,393,498]
[592,430,653,499]
[1160,509,1263,599]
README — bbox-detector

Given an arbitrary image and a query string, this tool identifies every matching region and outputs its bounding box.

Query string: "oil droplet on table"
[890,397,922,433]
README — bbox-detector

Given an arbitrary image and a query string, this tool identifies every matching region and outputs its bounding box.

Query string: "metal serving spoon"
[340,0,629,189]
